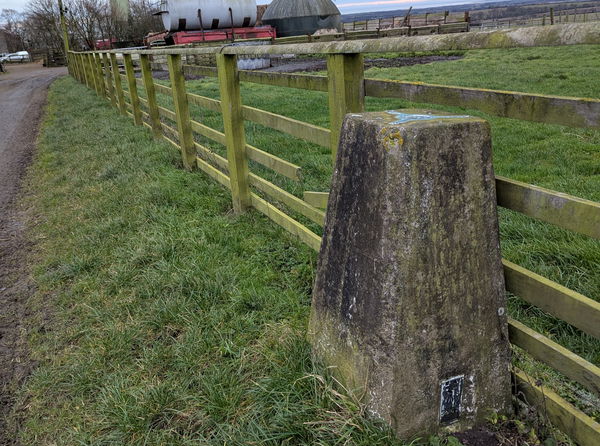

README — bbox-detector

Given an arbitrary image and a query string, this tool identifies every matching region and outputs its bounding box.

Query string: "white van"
[0,51,31,63]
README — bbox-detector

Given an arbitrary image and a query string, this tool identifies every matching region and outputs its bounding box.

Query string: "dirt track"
[0,62,66,445]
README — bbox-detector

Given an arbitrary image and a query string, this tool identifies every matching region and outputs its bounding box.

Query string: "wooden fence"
[343,11,468,32]
[67,39,600,445]
[475,6,600,30]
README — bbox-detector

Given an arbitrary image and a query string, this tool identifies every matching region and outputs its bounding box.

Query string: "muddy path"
[0,62,67,445]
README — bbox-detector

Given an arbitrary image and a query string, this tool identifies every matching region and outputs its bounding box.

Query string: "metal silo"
[261,0,342,37]
[158,0,258,32]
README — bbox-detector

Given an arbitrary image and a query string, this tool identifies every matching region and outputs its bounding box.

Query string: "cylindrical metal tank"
[262,0,342,37]
[158,0,257,32]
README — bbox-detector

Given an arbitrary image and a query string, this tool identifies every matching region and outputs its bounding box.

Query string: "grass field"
[13,44,599,444]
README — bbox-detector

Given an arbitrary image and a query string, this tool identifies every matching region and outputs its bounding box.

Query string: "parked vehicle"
[0,51,31,63]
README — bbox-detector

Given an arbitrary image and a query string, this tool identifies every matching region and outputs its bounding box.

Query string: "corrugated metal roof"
[262,0,341,20]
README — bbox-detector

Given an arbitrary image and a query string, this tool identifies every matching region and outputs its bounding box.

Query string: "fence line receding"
[67,37,600,445]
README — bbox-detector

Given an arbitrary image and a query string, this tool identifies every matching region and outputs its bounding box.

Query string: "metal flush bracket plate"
[439,375,464,424]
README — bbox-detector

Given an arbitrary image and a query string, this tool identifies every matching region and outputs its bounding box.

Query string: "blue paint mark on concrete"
[386,111,470,125]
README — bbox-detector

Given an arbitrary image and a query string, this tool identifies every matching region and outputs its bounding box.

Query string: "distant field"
[341,0,600,24]
[14,44,599,444]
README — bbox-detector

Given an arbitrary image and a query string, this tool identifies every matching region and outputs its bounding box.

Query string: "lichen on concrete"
[309,110,512,440]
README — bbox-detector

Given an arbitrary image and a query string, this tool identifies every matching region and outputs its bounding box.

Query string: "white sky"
[1,0,498,15]
[0,0,29,12]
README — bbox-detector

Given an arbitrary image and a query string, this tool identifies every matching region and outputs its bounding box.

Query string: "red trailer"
[94,38,117,50]
[145,25,276,47]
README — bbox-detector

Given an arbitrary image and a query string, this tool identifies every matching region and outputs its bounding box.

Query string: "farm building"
[262,0,342,37]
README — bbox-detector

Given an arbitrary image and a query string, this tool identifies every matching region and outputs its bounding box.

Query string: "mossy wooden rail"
[68,33,599,444]
[153,63,600,130]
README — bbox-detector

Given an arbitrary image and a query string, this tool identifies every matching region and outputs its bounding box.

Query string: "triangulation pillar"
[309,110,512,439]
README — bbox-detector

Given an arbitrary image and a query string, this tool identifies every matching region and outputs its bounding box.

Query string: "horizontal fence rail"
[509,318,600,396]
[496,176,600,238]
[514,368,600,446]
[154,63,600,129]
[68,38,600,444]
[502,260,600,339]
[365,80,600,129]
[303,179,600,240]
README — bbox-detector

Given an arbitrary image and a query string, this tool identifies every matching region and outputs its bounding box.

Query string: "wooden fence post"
[77,54,85,85]
[87,54,96,91]
[85,53,99,93]
[167,54,197,171]
[102,53,117,108]
[71,53,79,82]
[93,53,106,98]
[75,53,82,83]
[123,54,142,125]
[327,53,365,161]
[216,53,251,213]
[109,53,127,115]
[82,54,92,89]
[87,53,100,95]
[91,53,103,96]
[140,54,162,138]
[74,53,82,82]
[81,55,87,84]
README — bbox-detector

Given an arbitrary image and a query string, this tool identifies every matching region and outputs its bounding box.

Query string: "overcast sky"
[1,0,496,15]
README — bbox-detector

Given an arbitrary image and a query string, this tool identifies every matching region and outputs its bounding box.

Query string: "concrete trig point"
[309,110,512,439]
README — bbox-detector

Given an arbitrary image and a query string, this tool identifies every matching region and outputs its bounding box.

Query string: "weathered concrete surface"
[309,110,512,439]
[112,22,600,56]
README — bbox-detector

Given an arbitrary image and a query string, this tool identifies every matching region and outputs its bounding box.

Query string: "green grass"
[166,45,600,420]
[19,78,408,445]
[16,44,600,444]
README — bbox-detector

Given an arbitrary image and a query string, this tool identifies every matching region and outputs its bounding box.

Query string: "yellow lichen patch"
[380,128,404,151]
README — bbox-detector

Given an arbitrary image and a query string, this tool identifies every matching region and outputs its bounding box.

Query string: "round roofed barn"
[262,0,343,37]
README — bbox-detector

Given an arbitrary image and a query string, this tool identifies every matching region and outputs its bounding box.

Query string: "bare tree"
[129,0,162,43]
[1,9,26,52]
[67,0,110,49]
[20,0,63,51]
[1,9,23,33]
[19,0,163,53]
[103,0,162,45]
